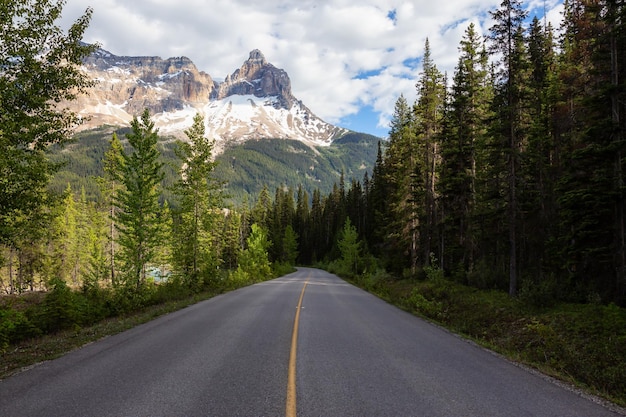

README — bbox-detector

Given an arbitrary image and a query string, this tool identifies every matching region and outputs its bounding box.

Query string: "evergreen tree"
[233,223,272,282]
[309,189,324,263]
[488,0,528,296]
[382,94,418,273]
[171,113,222,287]
[555,0,626,302]
[518,18,558,287]
[366,141,389,256]
[294,185,310,264]
[100,133,125,286]
[282,225,299,266]
[414,38,446,268]
[337,217,362,277]
[114,110,165,289]
[439,23,491,279]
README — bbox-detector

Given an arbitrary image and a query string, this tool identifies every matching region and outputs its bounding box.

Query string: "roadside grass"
[0,266,297,379]
[351,273,626,407]
[0,288,224,379]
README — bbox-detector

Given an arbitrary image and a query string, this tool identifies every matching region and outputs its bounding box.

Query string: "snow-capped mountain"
[69,48,348,149]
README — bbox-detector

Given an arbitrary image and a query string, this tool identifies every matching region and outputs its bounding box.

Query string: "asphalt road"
[0,267,623,416]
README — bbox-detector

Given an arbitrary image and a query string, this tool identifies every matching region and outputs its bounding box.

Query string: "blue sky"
[61,0,564,138]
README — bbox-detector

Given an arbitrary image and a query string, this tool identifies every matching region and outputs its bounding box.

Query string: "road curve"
[0,267,623,416]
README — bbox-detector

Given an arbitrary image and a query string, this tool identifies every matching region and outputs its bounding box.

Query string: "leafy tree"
[0,0,95,248]
[113,110,165,289]
[232,223,272,283]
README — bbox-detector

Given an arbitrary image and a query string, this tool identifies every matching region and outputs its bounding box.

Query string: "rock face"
[68,48,347,148]
[216,49,293,108]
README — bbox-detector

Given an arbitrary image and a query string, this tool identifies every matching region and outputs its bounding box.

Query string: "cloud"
[60,0,564,135]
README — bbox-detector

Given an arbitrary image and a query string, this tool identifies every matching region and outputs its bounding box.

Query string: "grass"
[0,266,297,380]
[351,273,626,408]
[0,289,223,379]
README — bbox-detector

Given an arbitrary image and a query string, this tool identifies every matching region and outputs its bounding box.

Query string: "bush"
[0,309,41,352]
[36,278,82,333]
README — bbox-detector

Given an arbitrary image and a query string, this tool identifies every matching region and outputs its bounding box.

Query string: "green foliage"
[281,225,299,265]
[170,113,223,289]
[0,0,96,247]
[212,135,377,204]
[113,110,165,288]
[37,277,82,333]
[336,218,362,278]
[231,223,272,284]
[0,308,40,352]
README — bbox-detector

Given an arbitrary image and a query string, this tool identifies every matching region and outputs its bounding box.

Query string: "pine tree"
[100,133,125,286]
[439,23,491,279]
[383,94,418,273]
[114,109,165,289]
[414,38,446,268]
[234,223,272,282]
[337,217,362,277]
[171,113,222,287]
[519,18,558,286]
[282,225,299,266]
[488,0,528,296]
[294,185,310,264]
[555,0,626,302]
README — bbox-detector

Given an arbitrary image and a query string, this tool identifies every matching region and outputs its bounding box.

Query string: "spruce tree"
[439,23,490,279]
[114,109,164,289]
[101,133,125,286]
[488,0,528,296]
[414,38,446,268]
[171,113,222,287]
[383,94,418,273]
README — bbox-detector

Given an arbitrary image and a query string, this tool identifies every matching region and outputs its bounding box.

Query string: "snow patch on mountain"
[66,48,350,151]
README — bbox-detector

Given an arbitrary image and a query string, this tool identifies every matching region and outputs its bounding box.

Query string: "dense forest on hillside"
[49,130,378,205]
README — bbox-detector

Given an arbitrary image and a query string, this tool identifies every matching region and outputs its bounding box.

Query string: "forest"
[1,0,626,371]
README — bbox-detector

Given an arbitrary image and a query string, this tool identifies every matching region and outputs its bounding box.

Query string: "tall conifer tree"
[172,113,222,287]
[488,0,528,296]
[114,110,164,289]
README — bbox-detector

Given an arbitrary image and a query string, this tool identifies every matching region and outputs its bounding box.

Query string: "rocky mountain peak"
[65,47,348,148]
[216,49,293,108]
[247,49,267,65]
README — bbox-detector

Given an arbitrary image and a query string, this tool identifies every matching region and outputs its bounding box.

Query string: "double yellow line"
[286,277,309,417]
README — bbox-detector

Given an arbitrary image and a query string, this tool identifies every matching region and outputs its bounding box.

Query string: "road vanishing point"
[0,268,624,416]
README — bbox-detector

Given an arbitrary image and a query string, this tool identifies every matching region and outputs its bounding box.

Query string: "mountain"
[53,48,381,203]
[69,48,349,150]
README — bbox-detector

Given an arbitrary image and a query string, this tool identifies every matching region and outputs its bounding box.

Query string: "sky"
[59,0,564,138]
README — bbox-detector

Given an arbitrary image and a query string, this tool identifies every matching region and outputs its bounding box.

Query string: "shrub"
[0,309,41,351]
[36,278,82,333]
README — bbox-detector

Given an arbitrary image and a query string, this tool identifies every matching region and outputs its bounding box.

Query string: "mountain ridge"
[68,48,354,150]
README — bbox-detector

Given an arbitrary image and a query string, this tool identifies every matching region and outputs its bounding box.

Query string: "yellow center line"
[286,276,309,417]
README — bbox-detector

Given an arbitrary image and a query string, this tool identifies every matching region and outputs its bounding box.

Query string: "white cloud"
[60,0,563,136]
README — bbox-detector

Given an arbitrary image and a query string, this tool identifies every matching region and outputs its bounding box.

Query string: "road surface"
[0,267,623,416]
